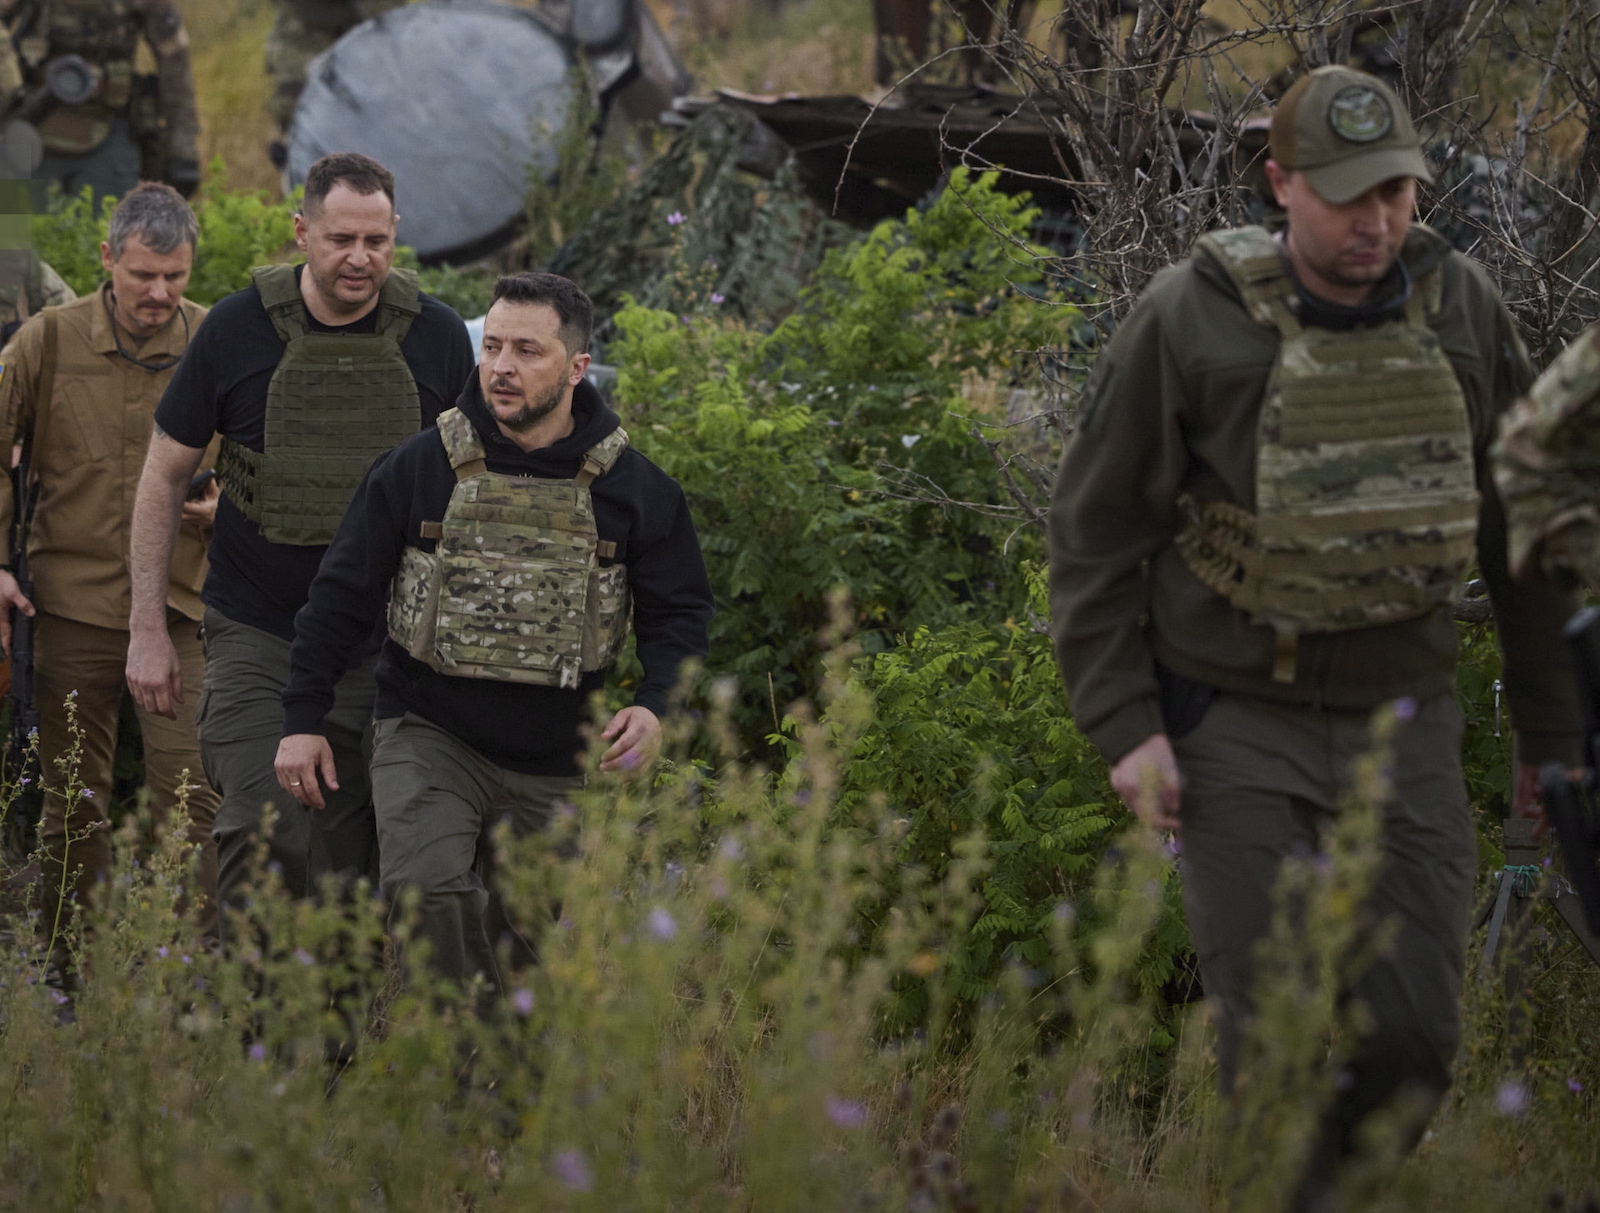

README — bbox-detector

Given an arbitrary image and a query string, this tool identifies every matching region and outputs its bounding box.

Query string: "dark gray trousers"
[199,608,380,922]
[371,713,583,987]
[1173,692,1476,1206]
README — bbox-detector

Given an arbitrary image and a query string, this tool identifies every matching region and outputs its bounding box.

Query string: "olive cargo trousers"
[1173,692,1476,1209]
[371,713,583,987]
[199,608,379,931]
[36,609,220,939]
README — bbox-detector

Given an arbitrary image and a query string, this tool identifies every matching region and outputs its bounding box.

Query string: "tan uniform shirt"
[0,285,216,629]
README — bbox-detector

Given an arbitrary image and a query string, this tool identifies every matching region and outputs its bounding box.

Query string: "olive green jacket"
[1048,225,1580,767]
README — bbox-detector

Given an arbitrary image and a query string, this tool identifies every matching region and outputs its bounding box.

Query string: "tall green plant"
[612,169,1072,751]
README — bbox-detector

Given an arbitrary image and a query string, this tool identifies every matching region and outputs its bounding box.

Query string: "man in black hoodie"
[275,271,714,986]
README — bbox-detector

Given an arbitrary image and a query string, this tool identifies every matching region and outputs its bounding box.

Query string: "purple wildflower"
[666,211,686,226]
[1569,1078,1584,1094]
[511,988,535,1016]
[80,789,93,800]
[550,1148,594,1192]
[647,907,678,943]
[1393,696,1418,721]
[710,293,726,305]
[294,948,315,966]
[157,946,169,959]
[825,1095,867,1129]
[181,955,192,965]
[1495,1079,1529,1117]
[248,1042,267,1062]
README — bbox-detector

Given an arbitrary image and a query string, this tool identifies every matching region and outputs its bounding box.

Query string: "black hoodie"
[280,377,715,775]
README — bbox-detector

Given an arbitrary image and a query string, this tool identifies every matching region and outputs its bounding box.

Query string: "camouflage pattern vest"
[1172,225,1480,682]
[25,0,139,153]
[218,264,421,545]
[387,407,633,689]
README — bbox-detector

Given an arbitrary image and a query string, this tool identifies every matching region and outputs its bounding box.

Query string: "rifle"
[4,308,52,782]
[5,427,38,780]
[1539,605,1600,935]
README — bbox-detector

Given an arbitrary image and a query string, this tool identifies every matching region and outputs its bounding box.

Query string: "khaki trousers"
[198,608,379,929]
[1173,692,1476,1207]
[371,713,583,987]
[36,609,220,939]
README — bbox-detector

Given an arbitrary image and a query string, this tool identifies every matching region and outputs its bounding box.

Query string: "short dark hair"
[491,272,593,354]
[301,152,395,217]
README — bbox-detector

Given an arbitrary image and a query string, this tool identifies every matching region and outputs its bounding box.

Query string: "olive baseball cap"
[1269,65,1433,204]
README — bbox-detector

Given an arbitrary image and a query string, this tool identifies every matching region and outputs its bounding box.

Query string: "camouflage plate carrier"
[218,263,421,545]
[1493,323,1600,592]
[387,407,633,689]
[1173,225,1480,681]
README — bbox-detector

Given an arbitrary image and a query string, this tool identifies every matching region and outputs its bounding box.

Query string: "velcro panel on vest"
[433,476,599,689]
[253,333,420,544]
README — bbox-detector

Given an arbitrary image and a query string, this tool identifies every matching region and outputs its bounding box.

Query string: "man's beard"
[490,376,564,430]
[307,258,380,313]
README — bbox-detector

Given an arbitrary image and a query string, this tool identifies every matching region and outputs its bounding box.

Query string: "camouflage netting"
[547,104,854,332]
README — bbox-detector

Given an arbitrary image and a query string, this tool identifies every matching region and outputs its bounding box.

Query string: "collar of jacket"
[1192,221,1453,323]
[88,281,200,362]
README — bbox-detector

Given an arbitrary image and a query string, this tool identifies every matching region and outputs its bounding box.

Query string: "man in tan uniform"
[0,181,219,939]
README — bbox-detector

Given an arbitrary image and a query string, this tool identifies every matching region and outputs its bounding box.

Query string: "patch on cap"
[1327,84,1393,144]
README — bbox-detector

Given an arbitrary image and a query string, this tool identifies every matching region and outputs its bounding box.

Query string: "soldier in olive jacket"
[1049,66,1579,1210]
[1494,323,1600,592]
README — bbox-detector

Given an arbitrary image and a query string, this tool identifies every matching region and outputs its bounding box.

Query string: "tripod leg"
[1551,892,1600,968]
[1479,873,1513,979]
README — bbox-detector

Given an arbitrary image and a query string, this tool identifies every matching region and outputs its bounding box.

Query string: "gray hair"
[107,182,198,259]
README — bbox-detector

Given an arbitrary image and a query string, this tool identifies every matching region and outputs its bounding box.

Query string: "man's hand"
[0,568,35,657]
[599,705,661,775]
[275,733,339,810]
[126,627,184,719]
[1511,760,1582,841]
[1110,732,1183,830]
[181,476,220,528]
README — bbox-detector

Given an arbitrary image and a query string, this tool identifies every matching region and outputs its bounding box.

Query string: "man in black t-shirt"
[126,152,474,921]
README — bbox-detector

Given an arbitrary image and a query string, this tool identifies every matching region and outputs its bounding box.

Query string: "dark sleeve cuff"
[633,687,669,718]
[1517,730,1582,768]
[1085,696,1166,768]
[281,700,332,738]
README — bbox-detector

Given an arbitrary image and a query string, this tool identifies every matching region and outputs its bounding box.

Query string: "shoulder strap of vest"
[374,268,422,343]
[436,408,488,481]
[251,264,308,342]
[576,426,630,486]
[1195,225,1300,336]
[1408,268,1444,327]
[21,253,42,322]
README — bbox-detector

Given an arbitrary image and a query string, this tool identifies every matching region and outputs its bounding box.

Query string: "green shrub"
[612,168,1072,751]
